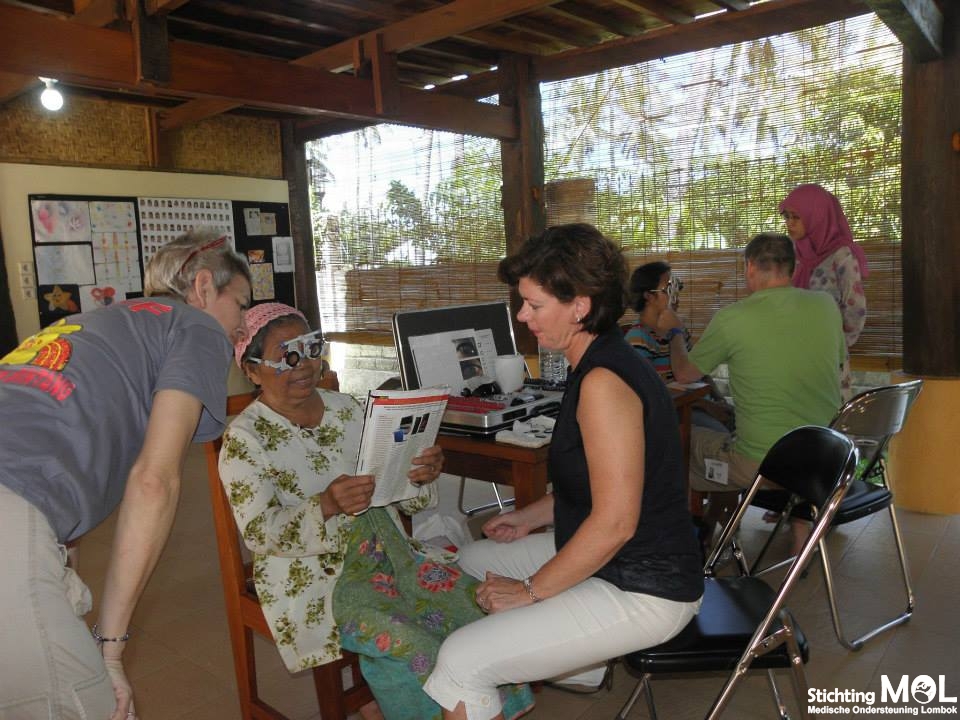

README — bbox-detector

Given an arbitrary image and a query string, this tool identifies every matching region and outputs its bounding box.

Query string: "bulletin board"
[27,194,294,328]
[231,199,295,307]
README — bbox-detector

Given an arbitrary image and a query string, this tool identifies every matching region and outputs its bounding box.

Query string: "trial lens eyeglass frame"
[248,330,325,373]
[649,277,684,302]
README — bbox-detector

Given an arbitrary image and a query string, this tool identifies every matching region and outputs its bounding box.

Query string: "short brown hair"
[497,223,627,334]
[744,232,795,276]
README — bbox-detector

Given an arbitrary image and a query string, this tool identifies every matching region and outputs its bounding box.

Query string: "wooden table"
[437,433,550,510]
[669,384,711,515]
[437,384,710,511]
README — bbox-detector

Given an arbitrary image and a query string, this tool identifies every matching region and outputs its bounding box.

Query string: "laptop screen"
[392,302,519,391]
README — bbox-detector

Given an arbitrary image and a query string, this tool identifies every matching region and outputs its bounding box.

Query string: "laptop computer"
[392,302,563,436]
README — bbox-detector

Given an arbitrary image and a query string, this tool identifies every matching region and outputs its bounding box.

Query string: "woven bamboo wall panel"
[343,263,507,331]
[341,242,899,357]
[0,94,282,178]
[0,95,149,168]
[166,114,281,179]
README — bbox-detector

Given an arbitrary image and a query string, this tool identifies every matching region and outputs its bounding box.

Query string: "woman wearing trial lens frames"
[248,330,324,372]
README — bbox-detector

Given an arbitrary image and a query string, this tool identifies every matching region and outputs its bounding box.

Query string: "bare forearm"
[98,469,181,640]
[528,514,632,599]
[669,334,704,384]
[516,493,555,530]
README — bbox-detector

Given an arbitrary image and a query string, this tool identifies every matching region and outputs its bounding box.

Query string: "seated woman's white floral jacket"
[218,389,442,672]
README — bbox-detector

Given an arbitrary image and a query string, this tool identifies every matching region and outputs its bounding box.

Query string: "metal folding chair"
[616,426,858,720]
[750,379,923,650]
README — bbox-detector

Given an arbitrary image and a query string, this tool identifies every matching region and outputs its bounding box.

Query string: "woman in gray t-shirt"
[0,230,251,720]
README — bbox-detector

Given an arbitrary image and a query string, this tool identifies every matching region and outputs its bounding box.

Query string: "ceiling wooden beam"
[610,0,695,25]
[536,0,872,83]
[0,0,122,104]
[299,0,565,73]
[550,2,649,37]
[73,0,124,26]
[128,0,171,83]
[0,70,38,104]
[862,0,942,61]
[0,3,517,138]
[160,0,558,131]
[711,0,751,10]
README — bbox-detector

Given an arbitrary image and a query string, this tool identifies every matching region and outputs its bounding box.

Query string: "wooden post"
[891,10,960,513]
[901,10,960,377]
[281,120,321,330]
[499,53,545,355]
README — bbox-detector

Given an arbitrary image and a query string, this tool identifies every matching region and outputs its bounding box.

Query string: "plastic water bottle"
[538,345,567,388]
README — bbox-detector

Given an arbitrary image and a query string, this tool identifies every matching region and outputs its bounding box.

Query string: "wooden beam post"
[901,10,960,376]
[128,0,170,84]
[281,120,321,330]
[499,53,545,355]
[890,7,960,514]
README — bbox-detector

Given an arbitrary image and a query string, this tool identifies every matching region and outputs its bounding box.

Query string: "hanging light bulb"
[39,77,64,112]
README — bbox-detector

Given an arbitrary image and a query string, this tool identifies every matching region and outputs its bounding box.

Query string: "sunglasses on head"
[248,330,324,373]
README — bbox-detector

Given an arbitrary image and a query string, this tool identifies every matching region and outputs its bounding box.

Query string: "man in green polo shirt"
[665,232,845,540]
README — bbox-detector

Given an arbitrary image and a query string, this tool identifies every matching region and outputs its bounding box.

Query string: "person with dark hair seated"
[223,303,534,720]
[423,224,703,720]
[626,260,733,433]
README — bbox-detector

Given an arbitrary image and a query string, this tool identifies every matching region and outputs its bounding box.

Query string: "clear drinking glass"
[538,345,567,387]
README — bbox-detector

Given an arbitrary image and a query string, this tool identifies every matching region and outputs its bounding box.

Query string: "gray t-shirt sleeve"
[154,320,232,442]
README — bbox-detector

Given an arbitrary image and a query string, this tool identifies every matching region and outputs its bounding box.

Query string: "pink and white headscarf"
[779,183,869,289]
[234,302,307,369]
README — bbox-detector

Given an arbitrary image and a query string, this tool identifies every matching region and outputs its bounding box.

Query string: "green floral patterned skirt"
[332,508,534,720]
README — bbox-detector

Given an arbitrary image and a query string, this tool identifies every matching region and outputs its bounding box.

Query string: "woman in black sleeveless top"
[424,224,703,720]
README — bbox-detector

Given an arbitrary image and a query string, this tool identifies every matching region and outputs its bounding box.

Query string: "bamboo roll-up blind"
[541,13,902,358]
[309,14,901,359]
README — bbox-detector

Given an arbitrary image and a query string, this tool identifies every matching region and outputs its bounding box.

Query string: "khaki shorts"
[688,427,760,492]
[0,485,114,720]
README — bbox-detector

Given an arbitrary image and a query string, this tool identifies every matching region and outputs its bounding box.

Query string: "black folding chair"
[616,426,858,720]
[750,379,923,650]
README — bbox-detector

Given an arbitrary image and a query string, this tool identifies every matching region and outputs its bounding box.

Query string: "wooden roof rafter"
[153,0,562,132]
[0,3,517,139]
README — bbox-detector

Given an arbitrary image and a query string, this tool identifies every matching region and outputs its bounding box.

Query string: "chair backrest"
[830,379,922,440]
[829,379,922,474]
[755,425,859,511]
[206,392,258,603]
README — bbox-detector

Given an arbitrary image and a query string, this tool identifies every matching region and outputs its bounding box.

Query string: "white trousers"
[423,533,700,720]
[0,485,113,720]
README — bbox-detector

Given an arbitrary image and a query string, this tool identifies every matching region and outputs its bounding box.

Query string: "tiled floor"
[77,445,960,719]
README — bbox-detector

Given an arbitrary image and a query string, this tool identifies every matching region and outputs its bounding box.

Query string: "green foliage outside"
[307,15,901,266]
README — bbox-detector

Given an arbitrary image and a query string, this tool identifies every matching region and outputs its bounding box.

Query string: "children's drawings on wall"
[79,285,118,313]
[40,284,81,316]
[28,194,292,328]
[90,201,136,233]
[35,244,96,286]
[30,196,138,328]
[92,231,142,294]
[31,200,92,244]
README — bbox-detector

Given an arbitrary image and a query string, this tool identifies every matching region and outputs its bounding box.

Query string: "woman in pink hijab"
[779,183,868,349]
